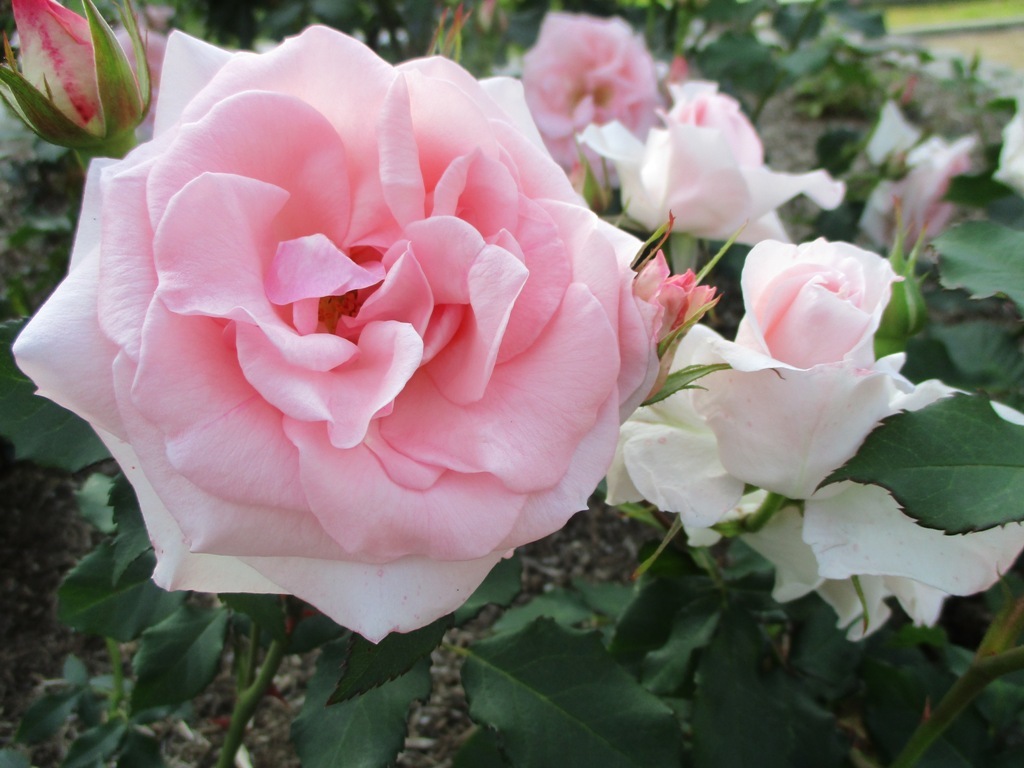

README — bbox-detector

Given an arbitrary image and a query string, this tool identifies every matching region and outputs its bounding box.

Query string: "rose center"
[318,291,363,334]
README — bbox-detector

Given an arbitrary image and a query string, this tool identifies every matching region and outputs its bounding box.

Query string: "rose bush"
[521,11,661,172]
[13,26,660,641]
[580,82,845,243]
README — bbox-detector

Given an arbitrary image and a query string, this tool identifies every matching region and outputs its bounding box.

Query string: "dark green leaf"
[692,609,845,768]
[461,618,683,768]
[454,555,522,625]
[292,638,431,768]
[934,222,1024,315]
[62,721,127,768]
[131,604,229,712]
[59,541,184,641]
[116,732,166,768]
[452,728,509,768]
[825,394,1024,533]
[16,688,82,744]
[110,474,153,582]
[75,474,116,534]
[492,589,594,634]
[787,596,862,699]
[288,611,346,655]
[327,615,450,705]
[220,594,287,642]
[945,173,1015,207]
[0,319,109,470]
[641,595,721,695]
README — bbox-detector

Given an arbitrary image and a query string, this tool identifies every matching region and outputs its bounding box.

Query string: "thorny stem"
[890,594,1024,768]
[215,634,289,768]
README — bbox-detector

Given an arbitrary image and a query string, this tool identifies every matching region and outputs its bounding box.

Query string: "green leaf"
[116,731,166,768]
[944,173,1015,207]
[451,728,509,768]
[491,589,594,634]
[454,555,522,625]
[641,363,731,406]
[692,609,845,768]
[16,688,82,744]
[934,222,1024,315]
[109,474,153,582]
[825,394,1024,533]
[62,721,127,768]
[75,474,116,534]
[59,541,184,641]
[641,595,721,695]
[292,638,431,768]
[0,319,110,470]
[461,618,684,768]
[131,604,229,712]
[288,611,346,655]
[220,594,287,642]
[327,615,450,705]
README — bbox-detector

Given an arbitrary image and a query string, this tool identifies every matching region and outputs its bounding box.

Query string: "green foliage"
[692,608,847,768]
[292,638,431,768]
[934,222,1024,316]
[58,541,184,641]
[131,604,230,711]
[328,615,451,704]
[826,394,1024,533]
[461,618,685,768]
[0,319,109,470]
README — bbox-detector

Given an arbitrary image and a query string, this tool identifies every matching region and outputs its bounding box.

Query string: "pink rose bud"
[667,55,689,84]
[636,253,718,343]
[0,0,149,156]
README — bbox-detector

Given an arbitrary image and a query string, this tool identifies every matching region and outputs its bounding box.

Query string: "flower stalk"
[890,593,1024,768]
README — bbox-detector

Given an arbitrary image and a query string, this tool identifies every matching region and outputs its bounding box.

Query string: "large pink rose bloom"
[14,28,660,642]
[521,12,660,171]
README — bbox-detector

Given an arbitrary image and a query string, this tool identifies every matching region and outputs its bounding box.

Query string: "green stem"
[105,637,125,717]
[215,636,289,768]
[237,622,261,691]
[890,595,1024,768]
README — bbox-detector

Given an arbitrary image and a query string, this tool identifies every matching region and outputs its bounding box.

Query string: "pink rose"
[580,82,844,244]
[861,134,975,246]
[696,239,901,498]
[521,12,660,171]
[14,27,659,641]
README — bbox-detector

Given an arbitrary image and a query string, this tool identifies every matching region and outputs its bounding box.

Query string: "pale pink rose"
[861,134,976,246]
[521,12,660,171]
[864,100,921,166]
[606,325,744,529]
[696,239,901,498]
[580,83,845,244]
[14,27,660,642]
